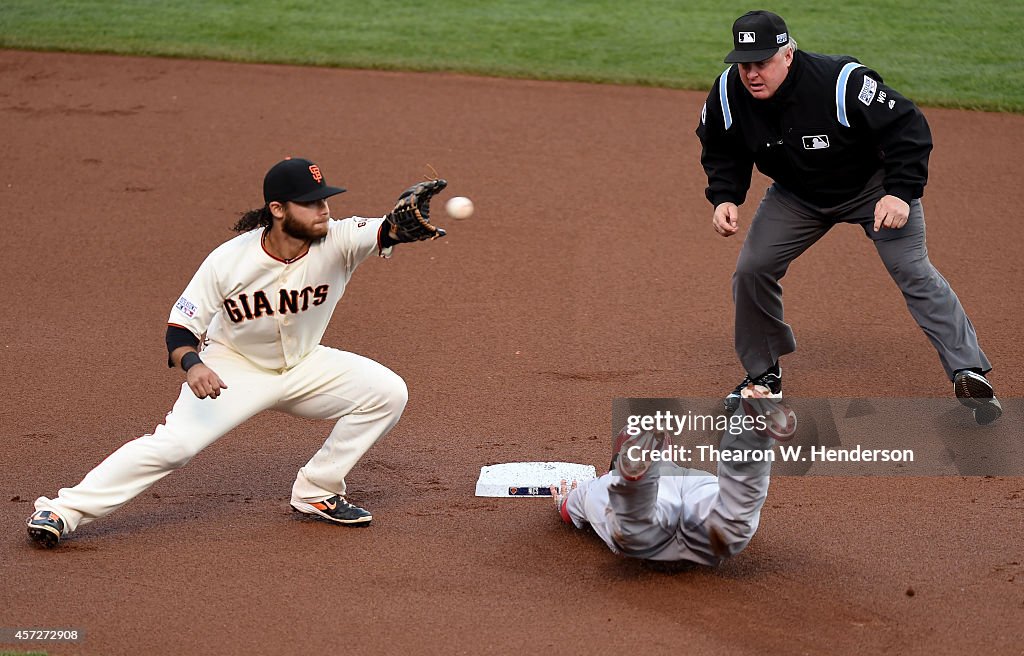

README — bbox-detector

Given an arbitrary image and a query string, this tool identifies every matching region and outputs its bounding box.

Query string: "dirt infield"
[2,50,1021,655]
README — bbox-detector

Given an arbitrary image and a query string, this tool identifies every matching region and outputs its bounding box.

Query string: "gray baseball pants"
[606,421,773,563]
[733,175,990,380]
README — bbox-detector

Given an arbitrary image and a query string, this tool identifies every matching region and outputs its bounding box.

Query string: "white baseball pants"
[34,343,408,533]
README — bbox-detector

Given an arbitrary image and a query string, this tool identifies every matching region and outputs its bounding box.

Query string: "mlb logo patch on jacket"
[802,135,830,150]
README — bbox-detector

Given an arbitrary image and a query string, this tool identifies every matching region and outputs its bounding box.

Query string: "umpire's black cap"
[725,10,790,63]
[263,157,346,204]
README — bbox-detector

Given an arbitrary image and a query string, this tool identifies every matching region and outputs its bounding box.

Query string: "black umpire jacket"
[695,49,933,209]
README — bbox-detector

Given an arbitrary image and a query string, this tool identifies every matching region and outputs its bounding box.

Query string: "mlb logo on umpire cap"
[725,10,790,63]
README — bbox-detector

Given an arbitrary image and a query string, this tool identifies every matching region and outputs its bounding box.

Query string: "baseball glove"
[386,179,448,242]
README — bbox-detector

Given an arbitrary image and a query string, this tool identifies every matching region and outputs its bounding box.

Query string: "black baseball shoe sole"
[26,510,65,548]
[953,370,1002,425]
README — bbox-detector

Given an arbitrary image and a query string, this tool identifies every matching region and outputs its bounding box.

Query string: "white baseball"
[445,196,474,219]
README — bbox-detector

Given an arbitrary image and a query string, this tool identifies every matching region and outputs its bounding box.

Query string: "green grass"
[1,0,1022,112]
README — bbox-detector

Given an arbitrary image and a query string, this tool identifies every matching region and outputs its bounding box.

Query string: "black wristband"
[181,351,203,372]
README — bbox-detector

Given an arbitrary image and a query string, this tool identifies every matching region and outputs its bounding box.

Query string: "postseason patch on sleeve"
[174,296,198,319]
[858,76,878,106]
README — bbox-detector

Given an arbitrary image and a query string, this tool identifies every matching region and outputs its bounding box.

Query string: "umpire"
[695,10,1001,424]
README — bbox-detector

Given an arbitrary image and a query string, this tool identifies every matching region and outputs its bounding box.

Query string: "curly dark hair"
[232,205,273,233]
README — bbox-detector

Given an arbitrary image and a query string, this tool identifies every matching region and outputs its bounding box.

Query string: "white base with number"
[475,462,597,497]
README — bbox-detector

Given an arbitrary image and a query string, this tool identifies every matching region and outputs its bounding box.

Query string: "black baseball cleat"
[724,363,782,412]
[953,369,1002,425]
[291,495,372,526]
[26,510,65,548]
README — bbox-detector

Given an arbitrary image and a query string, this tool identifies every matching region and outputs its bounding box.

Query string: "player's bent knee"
[376,372,409,414]
[393,376,409,408]
[723,535,754,557]
[724,522,758,555]
[607,512,665,556]
[708,517,759,559]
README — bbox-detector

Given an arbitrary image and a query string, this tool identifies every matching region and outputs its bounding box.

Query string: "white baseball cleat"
[614,430,663,481]
[741,385,798,441]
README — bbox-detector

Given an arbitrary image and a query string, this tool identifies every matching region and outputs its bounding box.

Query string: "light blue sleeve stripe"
[718,67,733,130]
[836,62,865,127]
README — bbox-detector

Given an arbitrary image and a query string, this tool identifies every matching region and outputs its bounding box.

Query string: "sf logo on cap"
[309,164,323,183]
[738,31,755,43]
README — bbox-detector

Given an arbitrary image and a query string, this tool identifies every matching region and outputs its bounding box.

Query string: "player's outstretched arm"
[170,346,228,400]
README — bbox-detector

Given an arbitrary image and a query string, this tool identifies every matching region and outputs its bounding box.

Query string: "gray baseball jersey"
[562,426,773,565]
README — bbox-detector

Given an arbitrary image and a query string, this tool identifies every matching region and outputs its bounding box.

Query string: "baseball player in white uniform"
[27,157,447,548]
[551,390,790,566]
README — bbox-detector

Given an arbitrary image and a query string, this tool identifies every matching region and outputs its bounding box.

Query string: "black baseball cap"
[263,157,346,204]
[724,10,790,63]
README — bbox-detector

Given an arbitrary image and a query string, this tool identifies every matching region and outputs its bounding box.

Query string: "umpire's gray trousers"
[734,175,990,379]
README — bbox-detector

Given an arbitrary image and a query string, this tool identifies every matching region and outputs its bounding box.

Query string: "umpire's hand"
[713,202,740,237]
[873,194,910,231]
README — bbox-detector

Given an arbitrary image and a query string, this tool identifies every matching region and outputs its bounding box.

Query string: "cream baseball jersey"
[169,217,387,370]
[28,158,423,546]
